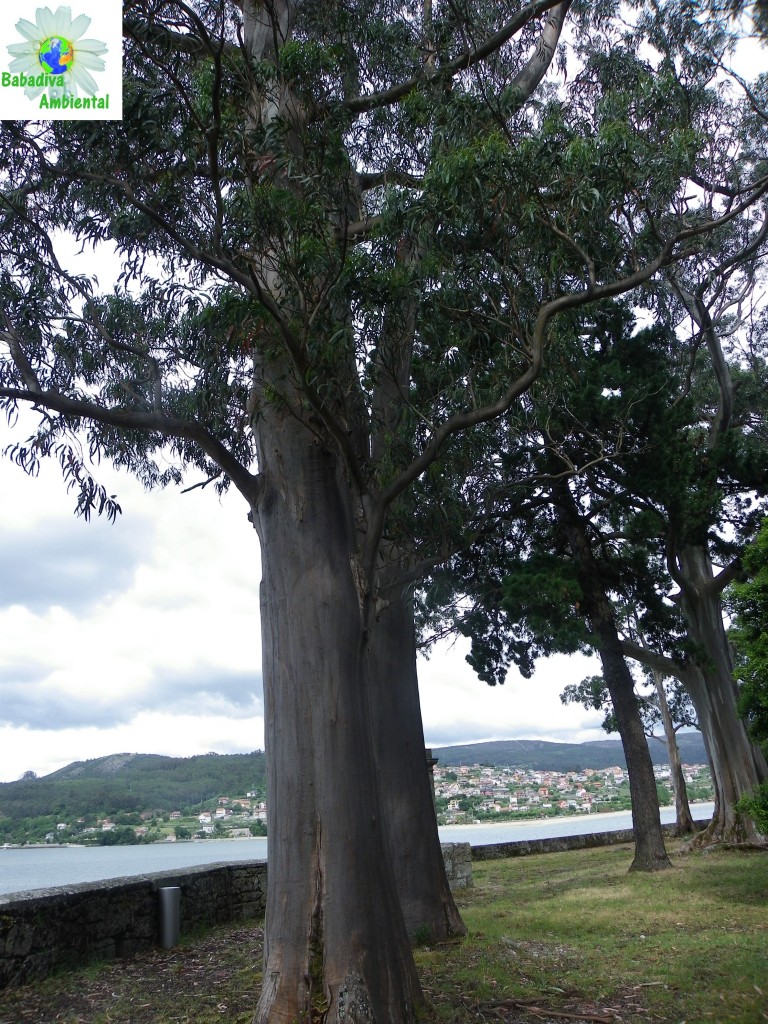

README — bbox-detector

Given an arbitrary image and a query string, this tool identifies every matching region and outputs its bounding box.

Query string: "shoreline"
[439,800,714,833]
[2,803,715,851]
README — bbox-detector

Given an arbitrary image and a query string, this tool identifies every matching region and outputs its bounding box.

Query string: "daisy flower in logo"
[7,6,107,100]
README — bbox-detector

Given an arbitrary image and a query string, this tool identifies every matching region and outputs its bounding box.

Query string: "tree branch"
[620,638,686,681]
[339,0,566,117]
[0,386,259,505]
[361,177,768,579]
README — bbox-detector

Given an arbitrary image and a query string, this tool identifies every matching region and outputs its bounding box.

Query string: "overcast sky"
[0,437,606,783]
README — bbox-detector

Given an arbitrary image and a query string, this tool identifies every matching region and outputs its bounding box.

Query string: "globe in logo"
[6,7,107,101]
[38,36,74,76]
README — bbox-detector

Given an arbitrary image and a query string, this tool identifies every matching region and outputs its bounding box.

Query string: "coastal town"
[22,760,715,847]
[431,760,714,825]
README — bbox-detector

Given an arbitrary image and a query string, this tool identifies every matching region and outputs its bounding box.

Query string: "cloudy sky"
[0,433,605,783]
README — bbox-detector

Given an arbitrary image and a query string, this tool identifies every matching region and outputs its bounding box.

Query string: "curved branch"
[506,0,571,103]
[361,177,768,577]
[340,0,566,117]
[0,386,259,505]
[123,14,238,60]
[621,638,686,681]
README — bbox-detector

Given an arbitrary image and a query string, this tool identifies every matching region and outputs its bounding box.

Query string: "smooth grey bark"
[556,488,671,871]
[650,669,696,835]
[250,405,423,1024]
[676,544,768,845]
[367,583,466,941]
[622,611,767,846]
[663,260,768,845]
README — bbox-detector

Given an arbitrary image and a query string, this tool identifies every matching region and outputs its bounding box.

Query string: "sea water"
[0,803,714,897]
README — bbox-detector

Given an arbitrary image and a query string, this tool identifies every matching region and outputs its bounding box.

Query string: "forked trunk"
[677,545,768,847]
[684,664,767,846]
[251,407,423,1024]
[367,584,466,941]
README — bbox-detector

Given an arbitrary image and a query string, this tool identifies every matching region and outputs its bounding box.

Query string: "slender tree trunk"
[677,544,768,846]
[597,637,672,870]
[558,495,671,871]
[367,583,466,941]
[651,670,696,835]
[251,406,423,1024]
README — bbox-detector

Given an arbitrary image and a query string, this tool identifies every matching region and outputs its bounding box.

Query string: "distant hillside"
[0,735,709,823]
[0,751,266,822]
[432,733,708,771]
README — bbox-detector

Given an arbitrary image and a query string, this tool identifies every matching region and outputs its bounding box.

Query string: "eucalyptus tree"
[2,1,767,1019]
[616,166,768,843]
[562,667,699,835]
[728,516,768,833]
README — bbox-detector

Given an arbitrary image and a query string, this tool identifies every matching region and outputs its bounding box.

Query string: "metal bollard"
[158,886,181,948]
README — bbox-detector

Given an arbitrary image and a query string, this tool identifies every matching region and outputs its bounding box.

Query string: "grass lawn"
[0,840,765,1023]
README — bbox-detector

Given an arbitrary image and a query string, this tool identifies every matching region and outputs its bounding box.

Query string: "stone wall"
[470,819,706,861]
[0,859,267,990]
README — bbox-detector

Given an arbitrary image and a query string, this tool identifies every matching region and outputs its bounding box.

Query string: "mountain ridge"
[0,735,708,823]
[431,733,707,771]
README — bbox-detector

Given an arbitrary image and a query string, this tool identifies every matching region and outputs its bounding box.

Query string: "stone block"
[441,842,473,889]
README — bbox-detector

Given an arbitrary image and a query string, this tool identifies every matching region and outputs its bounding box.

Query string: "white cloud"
[0,451,606,783]
[419,638,604,749]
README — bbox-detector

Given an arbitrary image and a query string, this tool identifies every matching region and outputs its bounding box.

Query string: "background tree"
[562,667,699,835]
[729,517,768,834]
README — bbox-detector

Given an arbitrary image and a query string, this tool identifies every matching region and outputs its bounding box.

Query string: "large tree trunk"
[677,544,768,846]
[251,406,423,1024]
[558,495,671,871]
[367,583,466,941]
[651,670,697,835]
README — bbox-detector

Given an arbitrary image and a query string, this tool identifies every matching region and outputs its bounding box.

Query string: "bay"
[0,802,714,897]
[0,838,269,898]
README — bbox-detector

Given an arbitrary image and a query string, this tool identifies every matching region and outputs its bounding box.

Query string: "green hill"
[0,751,266,823]
[431,733,707,771]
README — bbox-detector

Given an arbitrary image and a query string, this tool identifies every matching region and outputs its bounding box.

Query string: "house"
[169,811,182,820]
[199,812,212,824]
